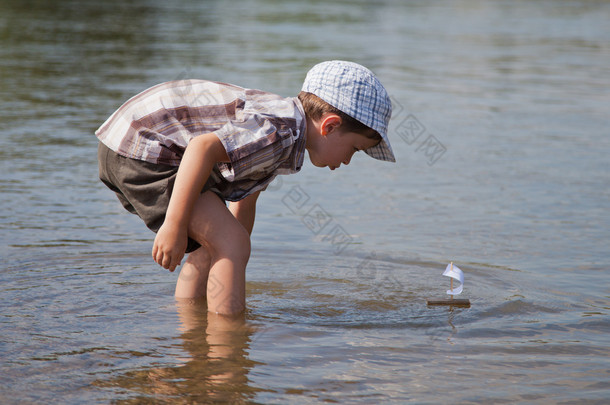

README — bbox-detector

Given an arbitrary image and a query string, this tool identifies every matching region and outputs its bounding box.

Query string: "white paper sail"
[442,263,464,295]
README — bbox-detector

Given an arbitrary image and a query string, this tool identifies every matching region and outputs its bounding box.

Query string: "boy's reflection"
[98,298,264,402]
[174,297,257,390]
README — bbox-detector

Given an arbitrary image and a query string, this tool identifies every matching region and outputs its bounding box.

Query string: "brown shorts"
[97,142,223,253]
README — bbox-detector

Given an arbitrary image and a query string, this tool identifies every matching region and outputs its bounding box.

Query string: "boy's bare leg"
[175,246,211,299]
[175,191,250,315]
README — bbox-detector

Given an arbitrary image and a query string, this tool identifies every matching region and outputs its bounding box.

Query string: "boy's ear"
[320,114,342,136]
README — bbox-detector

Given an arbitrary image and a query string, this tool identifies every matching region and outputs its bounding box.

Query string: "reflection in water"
[94,299,264,403]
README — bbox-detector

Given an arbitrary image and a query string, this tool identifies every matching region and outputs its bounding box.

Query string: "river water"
[1,0,609,403]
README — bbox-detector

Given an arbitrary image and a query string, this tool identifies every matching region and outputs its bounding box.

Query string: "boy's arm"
[153,133,229,271]
[229,190,261,236]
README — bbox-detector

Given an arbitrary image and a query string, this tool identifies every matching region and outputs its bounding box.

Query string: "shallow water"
[1,0,609,403]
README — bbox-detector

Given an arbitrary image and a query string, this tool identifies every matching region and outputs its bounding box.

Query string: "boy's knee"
[186,246,212,268]
[228,226,251,263]
[210,225,251,264]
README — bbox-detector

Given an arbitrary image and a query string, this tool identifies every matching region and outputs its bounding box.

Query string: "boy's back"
[96,79,307,201]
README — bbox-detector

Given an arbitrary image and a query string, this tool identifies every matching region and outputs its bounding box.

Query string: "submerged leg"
[175,246,211,299]
[175,191,250,315]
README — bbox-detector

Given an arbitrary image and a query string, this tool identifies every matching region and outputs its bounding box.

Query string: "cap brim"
[365,139,395,162]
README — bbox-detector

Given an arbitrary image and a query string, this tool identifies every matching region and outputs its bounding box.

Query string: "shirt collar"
[291,97,307,172]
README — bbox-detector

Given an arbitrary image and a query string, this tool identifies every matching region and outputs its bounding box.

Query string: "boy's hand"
[152,222,187,272]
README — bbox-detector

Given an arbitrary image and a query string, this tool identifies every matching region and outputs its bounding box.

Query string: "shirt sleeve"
[213,113,296,182]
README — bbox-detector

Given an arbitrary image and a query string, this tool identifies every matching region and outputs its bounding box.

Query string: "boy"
[96,60,395,315]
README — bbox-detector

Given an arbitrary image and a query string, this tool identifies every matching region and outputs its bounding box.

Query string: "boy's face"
[307,129,379,171]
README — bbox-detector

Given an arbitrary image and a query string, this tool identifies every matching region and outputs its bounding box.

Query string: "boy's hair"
[298,91,382,142]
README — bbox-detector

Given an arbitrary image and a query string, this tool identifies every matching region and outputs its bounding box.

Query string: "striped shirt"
[95,80,307,201]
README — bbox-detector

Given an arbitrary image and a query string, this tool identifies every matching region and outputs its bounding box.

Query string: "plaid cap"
[301,60,395,162]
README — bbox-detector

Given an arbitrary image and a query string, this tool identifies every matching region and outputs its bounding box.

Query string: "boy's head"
[300,60,395,163]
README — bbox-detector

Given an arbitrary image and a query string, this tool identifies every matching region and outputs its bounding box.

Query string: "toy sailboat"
[427,262,471,307]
